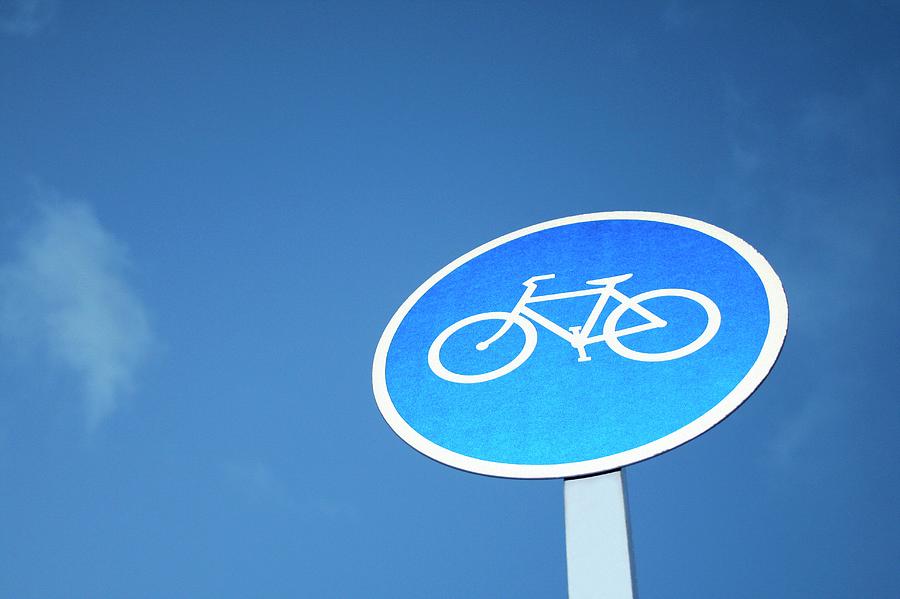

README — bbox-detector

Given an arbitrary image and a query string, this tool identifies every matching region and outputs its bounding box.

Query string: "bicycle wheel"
[603,289,720,362]
[428,312,538,384]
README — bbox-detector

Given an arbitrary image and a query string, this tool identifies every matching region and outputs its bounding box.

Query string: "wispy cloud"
[719,74,900,472]
[0,0,58,37]
[661,1,698,30]
[0,188,152,429]
[221,459,296,508]
[729,142,762,174]
[220,458,360,519]
[767,382,842,470]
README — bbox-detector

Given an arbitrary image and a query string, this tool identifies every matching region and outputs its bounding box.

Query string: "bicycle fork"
[476,275,554,351]
[566,284,619,363]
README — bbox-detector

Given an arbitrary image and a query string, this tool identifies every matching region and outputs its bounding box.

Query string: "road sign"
[373,212,787,479]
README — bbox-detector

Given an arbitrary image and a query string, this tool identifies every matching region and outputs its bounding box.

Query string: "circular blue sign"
[373,213,787,478]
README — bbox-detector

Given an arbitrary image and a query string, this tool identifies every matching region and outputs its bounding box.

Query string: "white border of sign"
[372,212,788,479]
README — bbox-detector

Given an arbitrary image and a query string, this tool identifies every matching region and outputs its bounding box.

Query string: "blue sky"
[1,1,898,597]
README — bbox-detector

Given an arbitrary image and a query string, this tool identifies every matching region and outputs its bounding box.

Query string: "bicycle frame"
[479,273,667,362]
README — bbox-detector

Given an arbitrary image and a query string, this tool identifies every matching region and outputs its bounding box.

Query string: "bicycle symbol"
[428,273,721,384]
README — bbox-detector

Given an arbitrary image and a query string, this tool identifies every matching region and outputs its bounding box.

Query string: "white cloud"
[0,191,152,429]
[0,0,58,37]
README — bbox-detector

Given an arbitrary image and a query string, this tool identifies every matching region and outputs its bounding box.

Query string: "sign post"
[565,471,635,599]
[373,212,787,595]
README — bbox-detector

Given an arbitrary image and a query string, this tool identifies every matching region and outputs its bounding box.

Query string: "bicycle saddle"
[586,273,634,286]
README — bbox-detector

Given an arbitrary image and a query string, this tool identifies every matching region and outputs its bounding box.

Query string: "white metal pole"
[564,470,636,599]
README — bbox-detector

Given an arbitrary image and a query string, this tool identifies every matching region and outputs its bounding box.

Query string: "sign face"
[373,212,787,479]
